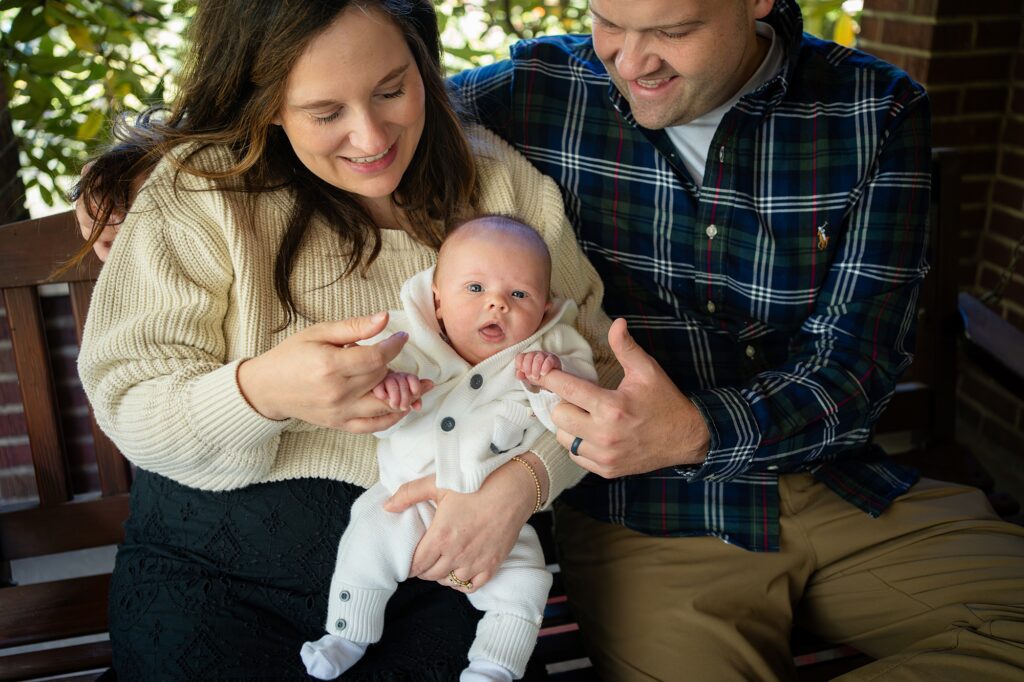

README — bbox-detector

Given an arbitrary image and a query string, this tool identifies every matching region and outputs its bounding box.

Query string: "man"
[451,0,1024,679]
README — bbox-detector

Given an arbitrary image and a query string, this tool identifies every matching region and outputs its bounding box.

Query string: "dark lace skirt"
[109,470,480,680]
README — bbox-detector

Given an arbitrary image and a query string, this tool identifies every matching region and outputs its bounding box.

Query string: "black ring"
[570,436,583,455]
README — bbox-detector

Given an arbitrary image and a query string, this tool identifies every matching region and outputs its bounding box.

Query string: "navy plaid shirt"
[451,0,929,551]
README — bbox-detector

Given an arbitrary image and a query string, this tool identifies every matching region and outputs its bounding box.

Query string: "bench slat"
[0,495,128,560]
[0,574,111,648]
[0,213,100,287]
[0,640,112,682]
[3,285,71,506]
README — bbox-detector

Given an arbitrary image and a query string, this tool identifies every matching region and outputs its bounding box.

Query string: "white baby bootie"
[300,634,368,680]
[460,658,515,682]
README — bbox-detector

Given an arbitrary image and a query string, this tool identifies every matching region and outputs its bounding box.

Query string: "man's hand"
[537,318,710,478]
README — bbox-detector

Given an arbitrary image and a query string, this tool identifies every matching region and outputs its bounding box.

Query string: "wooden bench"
[0,211,129,681]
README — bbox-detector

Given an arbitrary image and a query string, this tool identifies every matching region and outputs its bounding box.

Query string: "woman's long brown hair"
[67,0,478,327]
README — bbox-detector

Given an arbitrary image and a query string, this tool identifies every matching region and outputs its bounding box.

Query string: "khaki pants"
[554,475,1024,681]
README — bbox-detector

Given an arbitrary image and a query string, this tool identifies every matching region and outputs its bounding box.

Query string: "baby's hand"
[515,351,562,389]
[372,371,429,412]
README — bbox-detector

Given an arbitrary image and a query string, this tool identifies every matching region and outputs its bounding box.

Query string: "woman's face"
[276,6,426,211]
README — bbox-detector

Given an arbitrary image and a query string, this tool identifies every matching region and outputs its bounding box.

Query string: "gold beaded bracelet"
[510,455,543,514]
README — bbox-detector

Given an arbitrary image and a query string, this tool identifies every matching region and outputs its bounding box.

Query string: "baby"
[301,215,597,681]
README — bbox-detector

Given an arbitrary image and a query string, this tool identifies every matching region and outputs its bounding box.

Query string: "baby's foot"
[460,659,515,682]
[300,634,368,680]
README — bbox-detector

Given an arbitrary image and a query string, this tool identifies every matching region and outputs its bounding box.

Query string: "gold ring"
[447,570,473,590]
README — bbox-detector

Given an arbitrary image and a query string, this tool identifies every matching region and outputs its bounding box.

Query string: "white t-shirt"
[665,22,784,189]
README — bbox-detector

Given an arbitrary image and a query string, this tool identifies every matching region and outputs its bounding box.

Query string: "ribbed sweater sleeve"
[78,152,292,490]
[471,127,621,505]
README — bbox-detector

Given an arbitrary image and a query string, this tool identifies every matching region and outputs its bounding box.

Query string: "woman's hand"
[237,312,427,433]
[383,452,550,592]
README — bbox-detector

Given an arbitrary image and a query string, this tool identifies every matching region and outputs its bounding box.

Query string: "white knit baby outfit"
[303,267,596,680]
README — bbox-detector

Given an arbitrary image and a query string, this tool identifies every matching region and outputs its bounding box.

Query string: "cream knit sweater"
[78,125,618,499]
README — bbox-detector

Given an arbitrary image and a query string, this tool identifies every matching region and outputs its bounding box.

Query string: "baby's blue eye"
[511,290,527,299]
[468,283,483,293]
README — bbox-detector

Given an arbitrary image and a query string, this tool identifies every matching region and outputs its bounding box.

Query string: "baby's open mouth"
[478,323,505,341]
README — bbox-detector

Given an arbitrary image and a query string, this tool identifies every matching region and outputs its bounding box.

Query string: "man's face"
[590,0,774,129]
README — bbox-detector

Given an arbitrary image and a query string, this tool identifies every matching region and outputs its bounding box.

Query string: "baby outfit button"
[441,417,456,431]
[339,590,350,601]
[470,374,483,389]
[335,619,346,631]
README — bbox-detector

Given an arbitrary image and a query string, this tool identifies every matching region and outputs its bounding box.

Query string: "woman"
[75,0,613,678]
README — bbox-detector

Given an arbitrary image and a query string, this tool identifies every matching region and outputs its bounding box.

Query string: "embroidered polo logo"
[816,222,830,251]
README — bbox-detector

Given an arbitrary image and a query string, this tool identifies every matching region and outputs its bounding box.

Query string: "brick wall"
[861,0,1024,456]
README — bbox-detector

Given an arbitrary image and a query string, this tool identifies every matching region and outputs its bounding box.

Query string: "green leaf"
[45,3,84,29]
[97,5,125,28]
[76,109,105,141]
[27,150,51,172]
[25,53,86,75]
[9,99,45,124]
[67,25,96,52]
[28,77,61,102]
[105,29,132,46]
[38,182,54,206]
[0,0,33,11]
[8,5,51,42]
[443,45,492,62]
[149,79,166,103]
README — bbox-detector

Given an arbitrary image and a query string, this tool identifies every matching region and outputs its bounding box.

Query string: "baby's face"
[433,227,551,365]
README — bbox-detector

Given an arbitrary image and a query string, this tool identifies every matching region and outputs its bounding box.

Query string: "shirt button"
[335,618,347,631]
[705,224,718,239]
[440,417,455,432]
[339,590,350,602]
[706,300,716,314]
[469,374,483,389]
[745,345,756,359]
